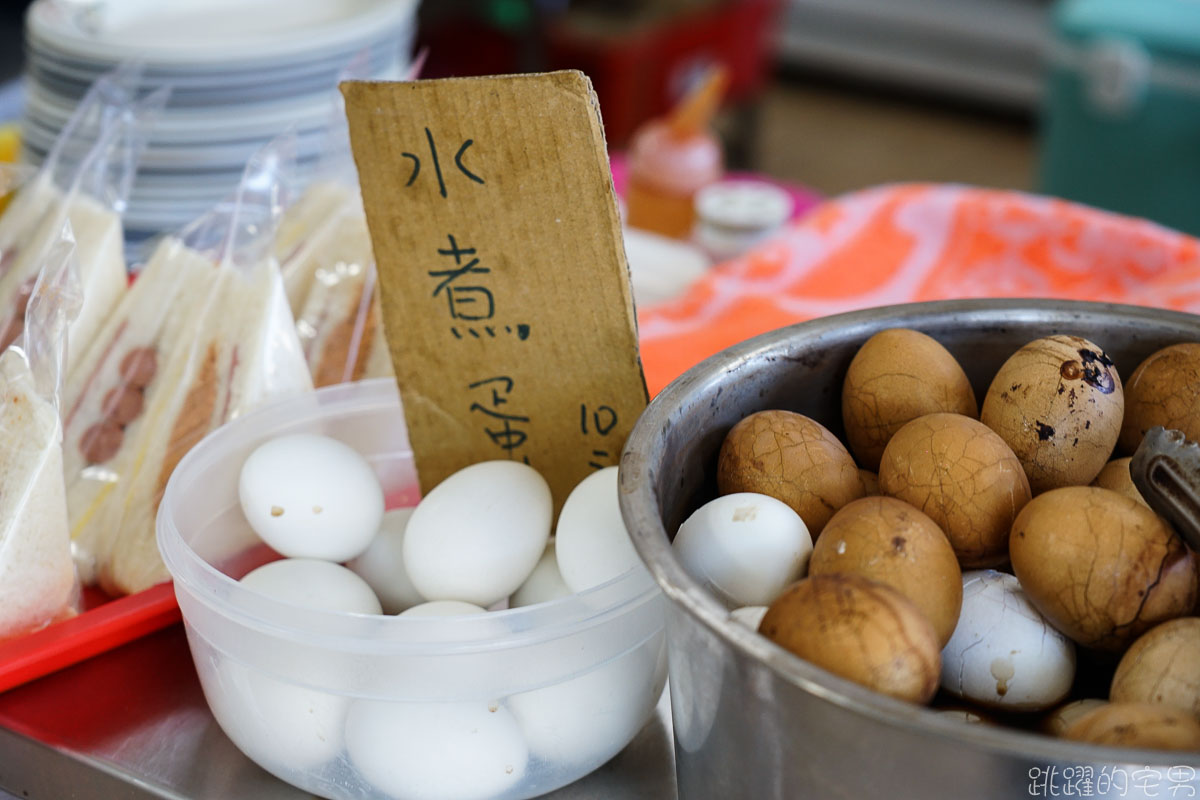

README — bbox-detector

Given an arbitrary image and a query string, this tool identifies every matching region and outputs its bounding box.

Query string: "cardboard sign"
[342,71,648,510]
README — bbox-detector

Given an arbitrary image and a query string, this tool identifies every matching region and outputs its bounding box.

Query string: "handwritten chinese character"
[1169,766,1197,797]
[430,234,494,321]
[1134,767,1164,797]
[1030,766,1055,797]
[401,128,485,198]
[469,376,530,458]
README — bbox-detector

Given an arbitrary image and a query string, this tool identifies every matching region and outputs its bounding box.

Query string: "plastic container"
[157,379,667,800]
[692,179,794,261]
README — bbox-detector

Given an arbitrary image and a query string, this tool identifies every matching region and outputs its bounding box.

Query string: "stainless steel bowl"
[619,299,1200,800]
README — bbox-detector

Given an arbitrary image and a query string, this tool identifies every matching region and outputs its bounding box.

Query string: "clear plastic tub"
[157,379,667,800]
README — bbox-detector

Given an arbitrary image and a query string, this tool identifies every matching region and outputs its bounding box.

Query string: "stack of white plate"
[23,0,417,240]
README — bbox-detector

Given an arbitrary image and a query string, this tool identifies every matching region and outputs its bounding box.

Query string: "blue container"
[1039,0,1200,235]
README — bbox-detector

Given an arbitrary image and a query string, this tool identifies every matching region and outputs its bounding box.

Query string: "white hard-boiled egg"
[403,461,552,607]
[347,508,424,614]
[510,540,571,608]
[399,600,487,618]
[345,699,528,800]
[240,558,382,615]
[673,492,812,608]
[238,433,383,562]
[940,570,1075,711]
[555,467,642,593]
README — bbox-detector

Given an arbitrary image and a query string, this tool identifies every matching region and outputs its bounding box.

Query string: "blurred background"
[0,0,1192,240]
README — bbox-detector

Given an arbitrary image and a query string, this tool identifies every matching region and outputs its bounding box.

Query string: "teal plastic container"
[1039,0,1200,235]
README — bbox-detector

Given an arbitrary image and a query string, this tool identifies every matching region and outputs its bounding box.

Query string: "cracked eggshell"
[759,573,941,704]
[345,699,528,800]
[1063,702,1200,751]
[809,496,962,647]
[1110,617,1200,716]
[717,410,865,538]
[841,328,978,472]
[1120,342,1200,455]
[878,413,1031,568]
[1043,698,1108,737]
[238,433,384,562]
[980,335,1123,494]
[939,570,1075,711]
[1090,457,1147,507]
[1010,486,1198,651]
[673,492,812,608]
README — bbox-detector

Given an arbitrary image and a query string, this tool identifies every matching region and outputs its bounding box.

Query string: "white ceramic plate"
[26,0,418,67]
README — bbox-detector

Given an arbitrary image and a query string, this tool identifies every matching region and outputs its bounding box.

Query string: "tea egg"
[673,492,812,608]
[239,433,384,562]
[346,508,424,614]
[403,461,552,607]
[555,467,643,593]
[940,570,1075,711]
[510,540,571,608]
[345,699,528,800]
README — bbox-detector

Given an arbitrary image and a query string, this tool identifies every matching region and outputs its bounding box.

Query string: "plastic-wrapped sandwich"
[275,179,361,313]
[0,236,82,637]
[64,139,314,595]
[0,67,164,356]
[292,204,392,386]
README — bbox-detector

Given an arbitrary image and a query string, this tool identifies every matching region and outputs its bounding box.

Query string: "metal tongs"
[1131,427,1200,551]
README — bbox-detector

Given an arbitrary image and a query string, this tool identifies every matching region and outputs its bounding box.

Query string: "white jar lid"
[694,180,794,233]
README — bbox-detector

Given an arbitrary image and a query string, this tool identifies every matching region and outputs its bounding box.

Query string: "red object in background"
[545,0,781,147]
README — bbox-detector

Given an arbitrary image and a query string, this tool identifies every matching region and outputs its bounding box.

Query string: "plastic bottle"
[625,66,727,239]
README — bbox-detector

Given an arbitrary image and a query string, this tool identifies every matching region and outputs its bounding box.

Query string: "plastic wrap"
[63,137,313,595]
[0,226,83,638]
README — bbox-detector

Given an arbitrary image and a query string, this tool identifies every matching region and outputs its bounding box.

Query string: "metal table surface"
[0,624,678,799]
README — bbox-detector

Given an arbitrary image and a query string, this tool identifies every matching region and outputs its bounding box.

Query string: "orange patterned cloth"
[637,183,1200,395]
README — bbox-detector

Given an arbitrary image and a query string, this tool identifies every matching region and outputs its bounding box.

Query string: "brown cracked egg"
[758,573,941,704]
[877,413,1031,568]
[1010,486,1198,651]
[1119,342,1200,455]
[717,409,865,538]
[1110,617,1200,716]
[841,328,978,472]
[981,335,1123,494]
[1090,457,1147,506]
[808,496,962,647]
[1063,702,1200,751]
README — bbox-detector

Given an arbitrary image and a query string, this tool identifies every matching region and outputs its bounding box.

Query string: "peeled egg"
[940,570,1075,711]
[673,492,812,607]
[555,467,643,593]
[403,461,551,607]
[510,540,571,608]
[239,433,383,562]
[240,558,382,615]
[346,508,424,614]
[345,699,528,800]
[508,633,665,771]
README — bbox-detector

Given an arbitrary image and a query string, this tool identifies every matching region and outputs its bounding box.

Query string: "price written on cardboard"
[342,71,648,511]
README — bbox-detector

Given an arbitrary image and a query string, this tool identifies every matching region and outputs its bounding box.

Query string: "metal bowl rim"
[620,297,1200,767]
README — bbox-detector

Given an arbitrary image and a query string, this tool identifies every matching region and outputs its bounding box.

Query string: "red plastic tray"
[0,582,180,693]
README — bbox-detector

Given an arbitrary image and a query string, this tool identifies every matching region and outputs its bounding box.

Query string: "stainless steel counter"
[0,625,678,800]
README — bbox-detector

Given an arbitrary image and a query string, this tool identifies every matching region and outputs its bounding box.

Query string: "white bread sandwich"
[0,347,77,637]
[275,179,361,314]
